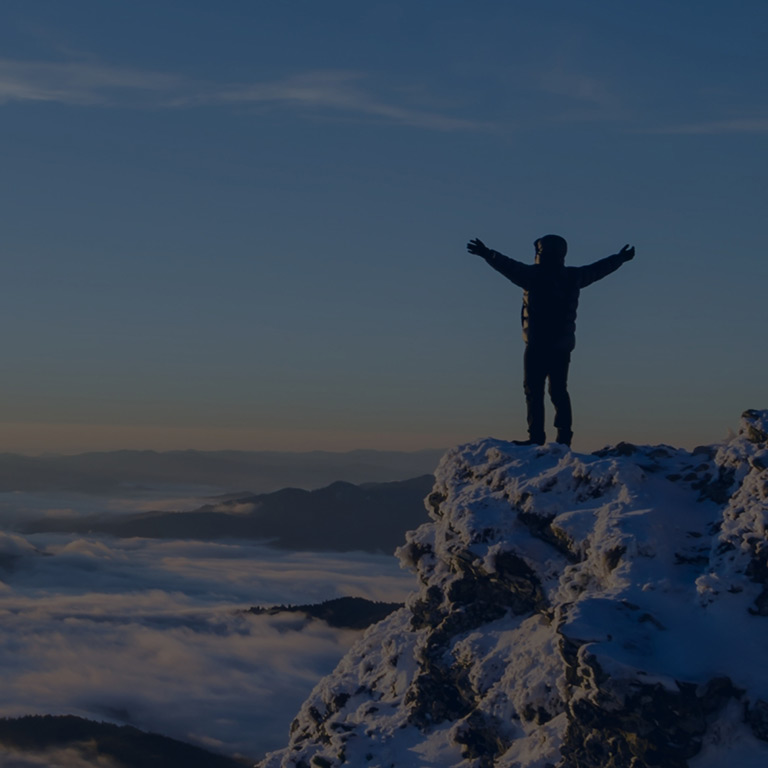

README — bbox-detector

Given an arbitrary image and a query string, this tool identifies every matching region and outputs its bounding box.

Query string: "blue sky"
[0,0,765,453]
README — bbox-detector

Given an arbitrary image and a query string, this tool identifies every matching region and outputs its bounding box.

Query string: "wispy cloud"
[0,58,490,131]
[196,70,492,131]
[654,117,768,135]
[535,65,614,108]
[0,59,181,105]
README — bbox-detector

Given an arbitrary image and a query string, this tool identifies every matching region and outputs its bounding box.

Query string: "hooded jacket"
[483,247,630,351]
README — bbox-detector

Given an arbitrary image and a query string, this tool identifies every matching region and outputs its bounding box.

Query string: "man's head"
[534,234,567,266]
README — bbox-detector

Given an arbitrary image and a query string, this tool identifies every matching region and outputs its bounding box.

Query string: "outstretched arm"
[576,244,635,288]
[467,237,532,288]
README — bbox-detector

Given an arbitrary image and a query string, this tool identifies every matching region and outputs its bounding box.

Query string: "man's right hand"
[467,238,490,257]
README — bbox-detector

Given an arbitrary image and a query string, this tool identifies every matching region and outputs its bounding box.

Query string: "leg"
[547,349,573,445]
[523,345,547,444]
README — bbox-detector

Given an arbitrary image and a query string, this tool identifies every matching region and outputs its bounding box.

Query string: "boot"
[513,434,545,447]
[556,430,573,447]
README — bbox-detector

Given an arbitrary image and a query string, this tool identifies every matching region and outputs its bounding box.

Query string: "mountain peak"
[260,410,768,768]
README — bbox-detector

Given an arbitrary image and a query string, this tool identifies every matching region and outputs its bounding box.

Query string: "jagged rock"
[260,411,768,768]
[743,410,768,445]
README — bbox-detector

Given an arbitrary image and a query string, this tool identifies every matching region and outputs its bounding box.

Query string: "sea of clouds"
[0,491,416,761]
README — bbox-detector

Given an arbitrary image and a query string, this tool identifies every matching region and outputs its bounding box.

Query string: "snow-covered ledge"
[260,410,768,768]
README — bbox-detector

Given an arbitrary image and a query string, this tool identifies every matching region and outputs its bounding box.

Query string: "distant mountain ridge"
[247,596,403,630]
[0,715,247,767]
[22,474,436,553]
[0,448,445,493]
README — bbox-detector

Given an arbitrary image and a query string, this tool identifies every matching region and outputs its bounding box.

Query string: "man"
[467,234,634,447]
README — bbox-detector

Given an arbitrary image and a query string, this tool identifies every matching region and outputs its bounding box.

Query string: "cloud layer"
[0,512,414,760]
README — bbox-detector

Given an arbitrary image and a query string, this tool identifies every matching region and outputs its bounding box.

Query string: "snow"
[259,410,768,767]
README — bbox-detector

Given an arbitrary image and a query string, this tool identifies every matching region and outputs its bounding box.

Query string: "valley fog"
[0,488,417,760]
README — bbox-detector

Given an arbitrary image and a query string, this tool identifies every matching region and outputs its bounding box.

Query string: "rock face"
[259,411,768,768]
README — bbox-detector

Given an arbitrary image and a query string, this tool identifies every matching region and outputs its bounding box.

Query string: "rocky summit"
[260,411,768,768]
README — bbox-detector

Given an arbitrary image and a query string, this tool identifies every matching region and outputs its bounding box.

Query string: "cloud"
[0,489,232,528]
[0,744,124,768]
[0,522,415,759]
[212,501,259,515]
[0,57,490,132]
[0,593,361,758]
[535,66,613,108]
[0,531,38,557]
[0,59,181,106]
[653,117,768,135]
[198,70,493,132]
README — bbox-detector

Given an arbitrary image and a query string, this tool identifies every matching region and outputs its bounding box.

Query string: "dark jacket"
[483,249,630,351]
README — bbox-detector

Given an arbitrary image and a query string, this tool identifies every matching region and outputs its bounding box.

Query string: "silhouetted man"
[467,234,634,447]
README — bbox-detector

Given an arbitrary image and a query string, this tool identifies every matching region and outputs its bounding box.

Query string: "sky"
[0,0,766,454]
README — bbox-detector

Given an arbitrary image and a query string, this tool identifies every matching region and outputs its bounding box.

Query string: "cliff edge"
[260,410,768,768]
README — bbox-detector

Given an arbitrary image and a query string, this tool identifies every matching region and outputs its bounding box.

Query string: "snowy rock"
[259,411,768,768]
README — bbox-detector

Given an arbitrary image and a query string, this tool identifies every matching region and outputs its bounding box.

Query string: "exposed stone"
[743,410,768,444]
[746,698,768,741]
[453,711,513,766]
[604,545,626,572]
[561,679,712,768]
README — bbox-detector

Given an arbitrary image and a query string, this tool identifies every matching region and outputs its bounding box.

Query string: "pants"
[523,344,572,442]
